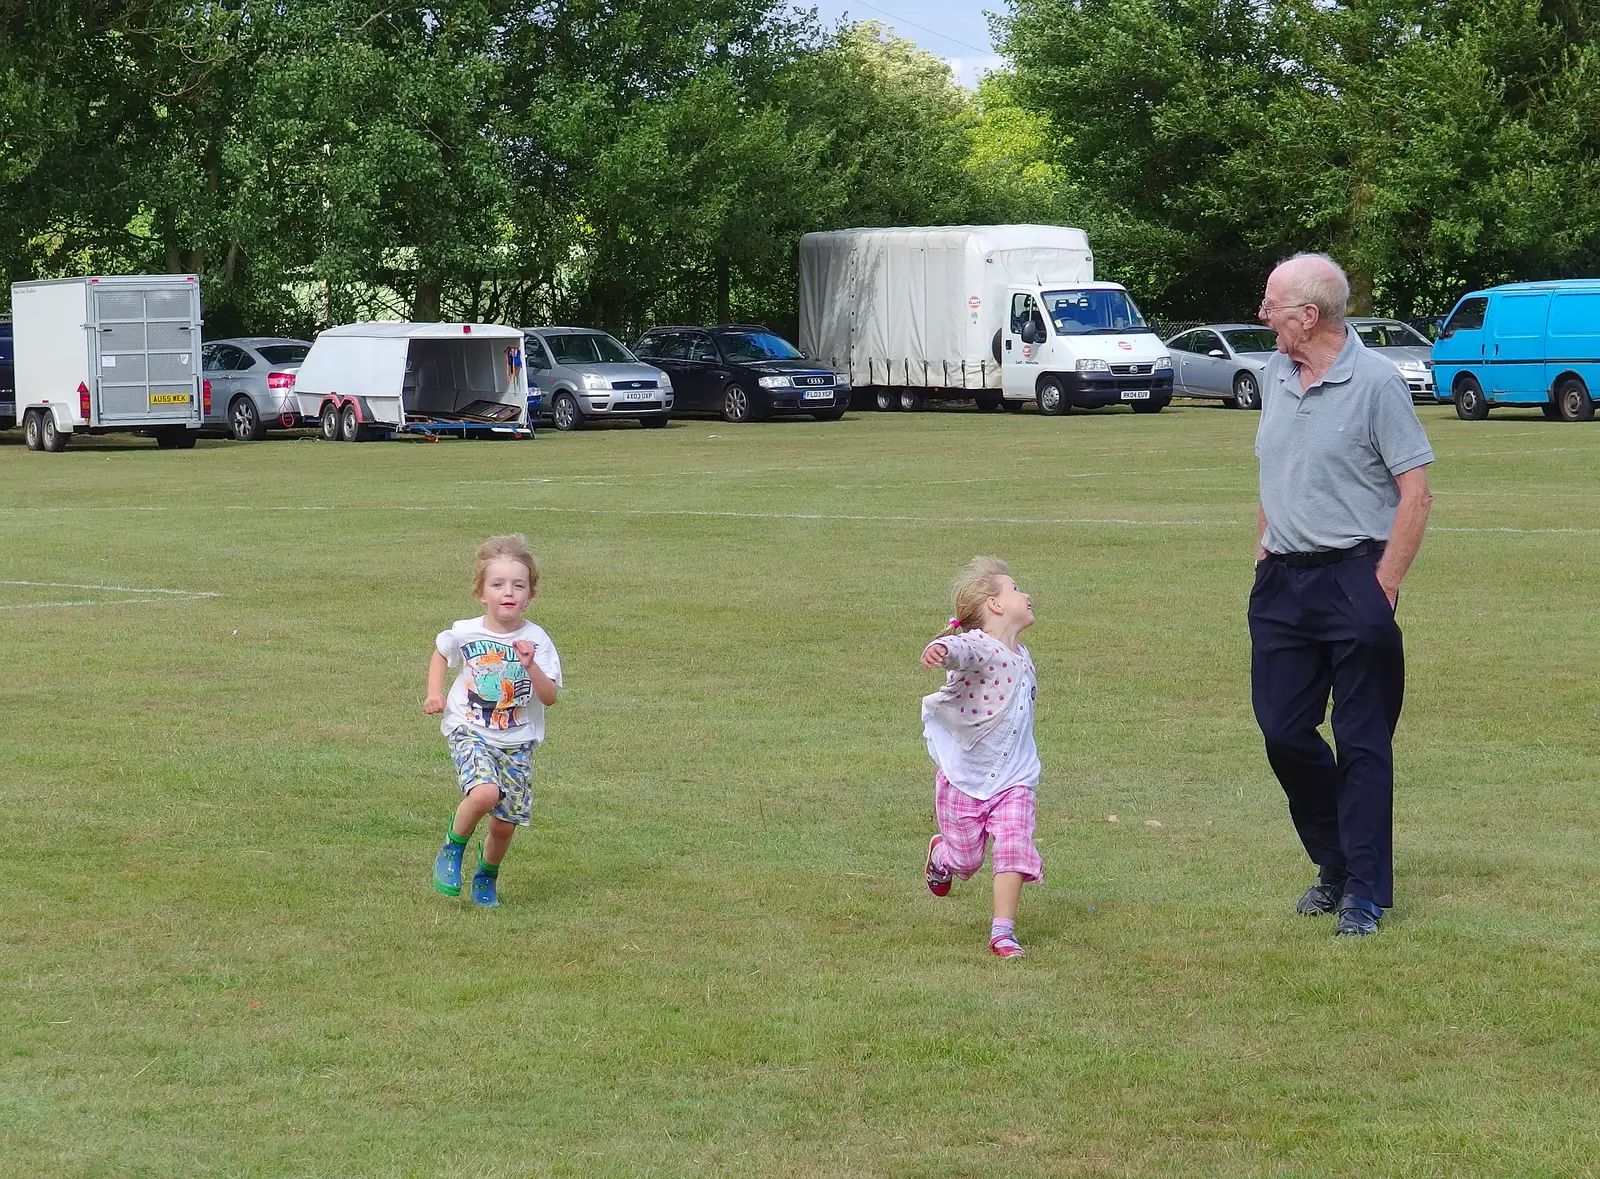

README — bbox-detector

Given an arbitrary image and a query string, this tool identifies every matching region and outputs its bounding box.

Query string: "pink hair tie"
[948,617,962,630]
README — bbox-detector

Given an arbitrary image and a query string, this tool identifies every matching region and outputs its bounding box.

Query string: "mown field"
[2,401,1597,1178]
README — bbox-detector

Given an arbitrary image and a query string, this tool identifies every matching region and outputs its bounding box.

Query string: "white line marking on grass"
[0,580,220,597]
[0,580,219,612]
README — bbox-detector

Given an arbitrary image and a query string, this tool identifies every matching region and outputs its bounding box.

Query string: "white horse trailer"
[11,275,205,451]
[292,322,530,441]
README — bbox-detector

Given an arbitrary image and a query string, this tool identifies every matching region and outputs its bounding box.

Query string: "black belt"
[1271,540,1385,568]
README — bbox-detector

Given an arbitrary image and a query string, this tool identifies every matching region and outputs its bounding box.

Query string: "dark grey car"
[523,328,674,430]
[202,336,312,440]
[1164,324,1276,409]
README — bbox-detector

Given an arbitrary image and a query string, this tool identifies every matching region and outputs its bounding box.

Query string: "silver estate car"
[201,336,312,440]
[1349,317,1436,401]
[523,327,674,430]
[1164,324,1277,409]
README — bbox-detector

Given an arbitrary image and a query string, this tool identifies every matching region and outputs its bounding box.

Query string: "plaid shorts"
[447,728,535,826]
[932,770,1043,882]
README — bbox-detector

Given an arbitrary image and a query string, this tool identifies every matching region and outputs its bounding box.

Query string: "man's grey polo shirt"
[1255,327,1434,553]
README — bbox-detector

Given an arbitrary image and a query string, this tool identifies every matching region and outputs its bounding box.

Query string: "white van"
[293,322,530,441]
[1001,282,1173,414]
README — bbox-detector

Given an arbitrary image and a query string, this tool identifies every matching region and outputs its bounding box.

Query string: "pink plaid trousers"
[932,769,1043,882]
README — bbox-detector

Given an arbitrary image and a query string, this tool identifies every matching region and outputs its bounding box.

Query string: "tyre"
[1037,378,1067,416]
[339,403,360,442]
[639,414,667,429]
[155,427,195,449]
[899,389,925,412]
[812,407,845,421]
[721,384,753,423]
[553,393,583,431]
[975,393,1001,412]
[1131,399,1165,414]
[874,388,898,412]
[41,412,68,451]
[23,409,43,451]
[1453,375,1489,421]
[320,403,341,440]
[1231,372,1260,410]
[1554,376,1594,422]
[229,396,266,441]
[1541,403,1560,420]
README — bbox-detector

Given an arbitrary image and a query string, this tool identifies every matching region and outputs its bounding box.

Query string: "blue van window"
[1444,296,1487,335]
[1547,292,1600,339]
[1493,292,1550,339]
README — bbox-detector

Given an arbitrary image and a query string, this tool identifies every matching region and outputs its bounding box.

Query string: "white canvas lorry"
[11,274,206,450]
[799,225,1174,414]
[291,322,530,441]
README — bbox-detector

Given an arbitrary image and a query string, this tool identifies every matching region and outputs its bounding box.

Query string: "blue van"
[1431,279,1600,421]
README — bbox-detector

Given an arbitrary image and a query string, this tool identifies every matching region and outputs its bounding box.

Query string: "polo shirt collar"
[1282,327,1359,397]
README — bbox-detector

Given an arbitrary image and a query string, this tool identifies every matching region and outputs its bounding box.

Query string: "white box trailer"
[11,274,205,451]
[292,322,530,441]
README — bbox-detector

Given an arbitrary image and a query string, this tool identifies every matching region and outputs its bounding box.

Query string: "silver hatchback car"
[201,336,312,440]
[523,327,674,430]
[1349,318,1436,401]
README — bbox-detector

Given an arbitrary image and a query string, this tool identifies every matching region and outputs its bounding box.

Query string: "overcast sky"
[803,0,1005,88]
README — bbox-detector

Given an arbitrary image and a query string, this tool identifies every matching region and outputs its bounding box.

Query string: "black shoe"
[1334,895,1382,937]
[1295,881,1342,916]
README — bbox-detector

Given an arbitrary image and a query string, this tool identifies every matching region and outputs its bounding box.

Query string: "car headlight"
[835,373,851,389]
[1075,359,1110,372]
[758,375,790,389]
[1153,356,1173,371]
[582,374,609,391]
[657,373,672,390]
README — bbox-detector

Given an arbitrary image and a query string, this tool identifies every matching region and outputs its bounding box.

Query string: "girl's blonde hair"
[936,555,1013,638]
[472,534,540,596]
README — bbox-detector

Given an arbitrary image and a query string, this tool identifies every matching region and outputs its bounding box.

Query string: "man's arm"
[1376,465,1433,605]
[1257,504,1269,562]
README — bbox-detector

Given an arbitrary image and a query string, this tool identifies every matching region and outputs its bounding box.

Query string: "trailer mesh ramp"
[404,401,521,424]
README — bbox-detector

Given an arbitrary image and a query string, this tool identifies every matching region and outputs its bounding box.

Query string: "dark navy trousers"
[1248,550,1405,909]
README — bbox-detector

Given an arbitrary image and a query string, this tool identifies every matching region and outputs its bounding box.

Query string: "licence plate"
[149,393,191,405]
[1120,389,1150,401]
[801,390,832,400]
[623,390,655,400]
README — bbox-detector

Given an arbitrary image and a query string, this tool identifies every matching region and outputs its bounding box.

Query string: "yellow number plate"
[149,393,192,405]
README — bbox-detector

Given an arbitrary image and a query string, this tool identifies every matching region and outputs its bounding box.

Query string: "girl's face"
[478,558,534,629]
[988,576,1035,630]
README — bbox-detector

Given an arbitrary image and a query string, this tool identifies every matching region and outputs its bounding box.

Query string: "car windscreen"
[1354,322,1430,349]
[256,344,310,366]
[716,332,802,362]
[1222,329,1277,354]
[1042,289,1152,334]
[544,332,636,365]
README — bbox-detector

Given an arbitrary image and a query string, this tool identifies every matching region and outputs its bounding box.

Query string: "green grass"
[2,402,1598,1178]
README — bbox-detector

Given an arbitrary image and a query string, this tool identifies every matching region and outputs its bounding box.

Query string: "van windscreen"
[1042,289,1152,335]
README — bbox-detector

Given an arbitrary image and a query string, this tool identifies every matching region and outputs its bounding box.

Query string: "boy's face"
[987,576,1035,630]
[478,558,534,628]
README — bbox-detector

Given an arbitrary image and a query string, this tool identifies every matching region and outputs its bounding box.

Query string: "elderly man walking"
[1250,253,1434,936]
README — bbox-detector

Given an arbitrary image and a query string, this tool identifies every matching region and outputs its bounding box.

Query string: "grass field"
[2,401,1598,1178]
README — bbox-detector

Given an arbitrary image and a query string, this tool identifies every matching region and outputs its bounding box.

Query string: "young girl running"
[425,535,561,906]
[920,556,1041,958]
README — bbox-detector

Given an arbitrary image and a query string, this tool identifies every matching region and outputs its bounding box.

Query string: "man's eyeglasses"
[1259,301,1310,316]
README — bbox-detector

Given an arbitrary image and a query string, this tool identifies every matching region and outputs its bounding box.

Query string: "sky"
[804,0,1005,88]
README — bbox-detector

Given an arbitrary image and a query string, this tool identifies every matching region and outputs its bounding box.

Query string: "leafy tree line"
[0,1,1046,338]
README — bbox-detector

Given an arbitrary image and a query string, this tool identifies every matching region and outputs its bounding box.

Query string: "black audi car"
[633,324,850,422]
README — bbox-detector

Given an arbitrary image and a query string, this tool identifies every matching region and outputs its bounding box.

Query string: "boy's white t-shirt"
[435,617,562,747]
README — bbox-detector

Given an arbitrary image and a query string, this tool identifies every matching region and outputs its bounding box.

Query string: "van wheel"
[552,393,583,431]
[41,412,69,451]
[339,403,361,442]
[1231,372,1260,410]
[1541,403,1560,420]
[155,428,195,449]
[23,409,44,451]
[320,403,341,440]
[1554,376,1593,422]
[899,389,925,412]
[721,385,753,423]
[1453,376,1489,421]
[1037,378,1067,416]
[874,388,898,412]
[230,396,266,441]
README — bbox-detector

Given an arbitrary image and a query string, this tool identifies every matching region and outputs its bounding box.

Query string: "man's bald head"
[1271,253,1349,327]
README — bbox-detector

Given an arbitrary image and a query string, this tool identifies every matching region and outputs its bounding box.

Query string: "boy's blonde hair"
[472,534,540,596]
[937,555,1013,637]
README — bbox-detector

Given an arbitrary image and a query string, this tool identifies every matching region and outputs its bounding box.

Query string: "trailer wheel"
[41,412,69,451]
[1037,378,1068,416]
[320,403,341,441]
[23,409,44,451]
[899,389,925,412]
[339,403,361,442]
[552,393,584,431]
[873,388,898,412]
[229,395,266,441]
[155,428,196,449]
